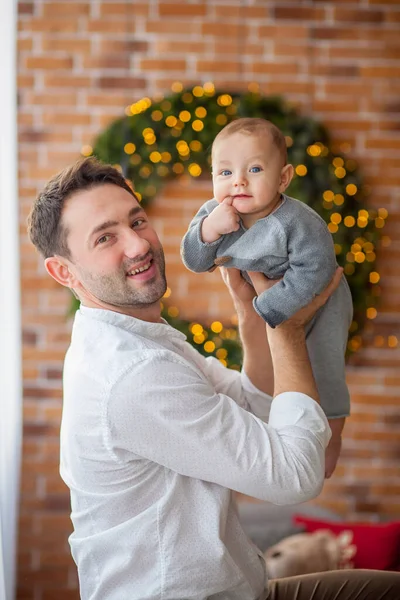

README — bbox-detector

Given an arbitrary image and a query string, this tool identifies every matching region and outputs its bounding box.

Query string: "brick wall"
[17,1,400,598]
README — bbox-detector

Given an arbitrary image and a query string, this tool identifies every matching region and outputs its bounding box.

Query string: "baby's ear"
[279,164,294,192]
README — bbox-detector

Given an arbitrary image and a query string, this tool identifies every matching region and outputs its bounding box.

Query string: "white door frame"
[0,1,22,599]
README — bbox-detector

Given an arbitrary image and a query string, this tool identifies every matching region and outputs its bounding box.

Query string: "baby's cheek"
[213,186,225,204]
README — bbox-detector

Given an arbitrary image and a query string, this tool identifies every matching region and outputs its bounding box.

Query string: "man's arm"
[325,417,345,478]
[109,269,342,504]
[219,267,274,396]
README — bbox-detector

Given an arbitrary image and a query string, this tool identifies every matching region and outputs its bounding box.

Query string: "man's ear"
[44,256,77,288]
[279,164,294,193]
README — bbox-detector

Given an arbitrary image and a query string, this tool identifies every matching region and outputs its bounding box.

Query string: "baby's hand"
[201,197,240,243]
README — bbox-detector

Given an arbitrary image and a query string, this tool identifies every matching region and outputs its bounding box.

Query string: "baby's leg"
[305,277,353,476]
[305,276,352,419]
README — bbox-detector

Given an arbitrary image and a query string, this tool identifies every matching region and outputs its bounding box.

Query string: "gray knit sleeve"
[180,199,224,273]
[254,213,337,327]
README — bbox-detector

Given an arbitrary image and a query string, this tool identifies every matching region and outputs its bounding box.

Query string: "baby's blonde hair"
[212,117,288,166]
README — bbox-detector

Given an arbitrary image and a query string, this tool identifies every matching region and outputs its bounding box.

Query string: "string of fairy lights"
[77,81,396,367]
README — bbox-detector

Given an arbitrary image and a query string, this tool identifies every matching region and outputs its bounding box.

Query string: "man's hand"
[220,267,279,304]
[201,198,240,243]
[248,267,344,329]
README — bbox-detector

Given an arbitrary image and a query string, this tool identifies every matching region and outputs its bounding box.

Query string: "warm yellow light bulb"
[369,272,380,284]
[191,323,203,335]
[211,321,223,333]
[295,165,307,176]
[188,163,202,177]
[344,216,355,227]
[346,184,357,196]
[81,145,93,157]
[171,81,183,93]
[192,120,204,131]
[204,341,216,353]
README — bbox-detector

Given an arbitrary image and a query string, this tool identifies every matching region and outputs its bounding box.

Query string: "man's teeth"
[128,262,151,275]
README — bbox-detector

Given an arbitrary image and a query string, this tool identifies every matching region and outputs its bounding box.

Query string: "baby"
[181,117,353,478]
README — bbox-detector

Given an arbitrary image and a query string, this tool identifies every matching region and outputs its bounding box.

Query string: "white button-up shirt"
[60,307,330,600]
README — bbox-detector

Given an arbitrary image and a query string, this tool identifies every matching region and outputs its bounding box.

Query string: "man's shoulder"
[65,309,176,386]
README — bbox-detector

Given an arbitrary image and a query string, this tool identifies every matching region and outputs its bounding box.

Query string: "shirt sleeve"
[253,215,337,328]
[108,352,331,505]
[180,199,224,272]
[180,340,273,421]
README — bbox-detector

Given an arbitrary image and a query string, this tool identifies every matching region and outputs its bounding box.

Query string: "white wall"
[0,1,22,599]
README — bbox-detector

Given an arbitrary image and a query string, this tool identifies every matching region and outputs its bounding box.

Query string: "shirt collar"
[78,305,187,342]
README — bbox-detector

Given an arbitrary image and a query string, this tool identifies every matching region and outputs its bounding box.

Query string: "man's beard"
[76,247,167,309]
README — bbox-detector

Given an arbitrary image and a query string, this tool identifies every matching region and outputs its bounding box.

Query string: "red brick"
[252,62,300,75]
[87,20,135,34]
[310,63,359,77]
[215,41,265,56]
[96,76,146,91]
[42,2,90,17]
[365,137,400,150]
[201,22,250,37]
[25,56,74,70]
[99,40,148,54]
[361,66,400,78]
[334,8,384,23]
[20,18,79,33]
[83,55,131,70]
[18,37,33,51]
[259,24,309,39]
[41,38,92,53]
[157,40,209,54]
[273,6,326,20]
[159,3,208,17]
[99,2,149,17]
[18,75,35,89]
[18,2,34,15]
[44,75,90,88]
[146,20,200,34]
[214,5,268,19]
[140,59,187,72]
[196,60,243,74]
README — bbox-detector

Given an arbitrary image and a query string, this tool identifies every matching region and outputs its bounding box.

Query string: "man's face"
[61,183,167,310]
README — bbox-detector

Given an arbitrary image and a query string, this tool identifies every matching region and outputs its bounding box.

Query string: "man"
[28,158,400,599]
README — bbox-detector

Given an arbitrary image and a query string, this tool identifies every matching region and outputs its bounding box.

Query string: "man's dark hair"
[27,157,136,258]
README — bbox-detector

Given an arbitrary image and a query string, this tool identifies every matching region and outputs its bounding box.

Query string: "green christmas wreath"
[81,82,385,367]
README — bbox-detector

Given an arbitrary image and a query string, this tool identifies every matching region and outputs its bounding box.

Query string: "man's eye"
[132,218,146,228]
[97,234,111,245]
[250,166,262,173]
[221,170,232,176]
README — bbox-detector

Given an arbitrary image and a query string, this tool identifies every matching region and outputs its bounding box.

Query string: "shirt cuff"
[268,392,332,448]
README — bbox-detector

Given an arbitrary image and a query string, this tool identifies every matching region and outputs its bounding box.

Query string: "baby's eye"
[249,166,262,173]
[220,169,232,176]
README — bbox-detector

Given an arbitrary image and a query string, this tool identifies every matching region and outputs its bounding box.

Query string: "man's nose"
[124,229,150,258]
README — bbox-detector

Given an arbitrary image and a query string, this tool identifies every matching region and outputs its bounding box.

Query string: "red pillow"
[293,514,400,571]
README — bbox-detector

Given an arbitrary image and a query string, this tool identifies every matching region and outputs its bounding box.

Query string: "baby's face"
[212,132,287,227]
